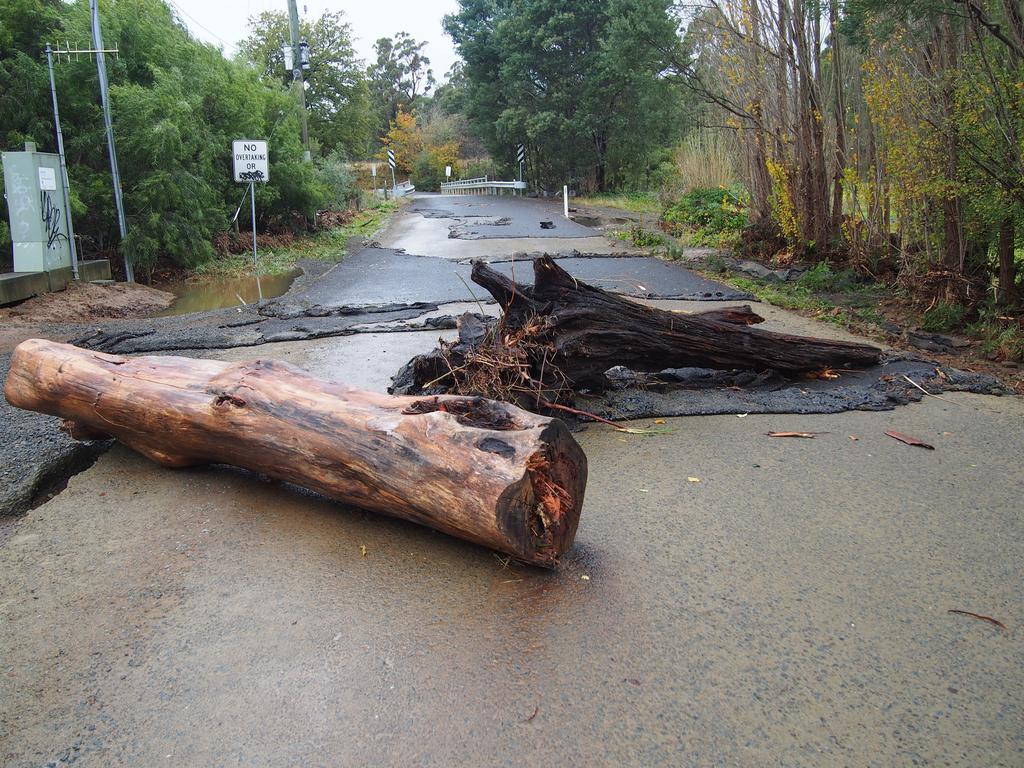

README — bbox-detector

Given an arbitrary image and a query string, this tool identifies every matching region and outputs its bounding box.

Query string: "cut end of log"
[522,437,586,567]
[404,396,587,566]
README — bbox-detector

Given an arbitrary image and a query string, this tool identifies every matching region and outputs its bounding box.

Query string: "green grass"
[920,300,966,332]
[968,306,1024,361]
[712,271,888,335]
[574,192,661,215]
[196,201,399,279]
[609,224,666,248]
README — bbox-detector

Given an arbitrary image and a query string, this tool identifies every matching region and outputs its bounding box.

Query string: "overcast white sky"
[167,0,461,80]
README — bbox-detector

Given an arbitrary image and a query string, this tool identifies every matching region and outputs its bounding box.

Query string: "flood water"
[154,269,302,316]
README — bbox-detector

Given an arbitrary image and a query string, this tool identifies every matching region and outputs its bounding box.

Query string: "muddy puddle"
[154,269,301,316]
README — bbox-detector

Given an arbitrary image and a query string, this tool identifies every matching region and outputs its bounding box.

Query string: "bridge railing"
[375,180,416,199]
[441,176,528,195]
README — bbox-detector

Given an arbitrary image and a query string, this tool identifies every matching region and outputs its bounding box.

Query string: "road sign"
[516,143,525,163]
[445,165,452,178]
[37,166,57,191]
[371,163,377,177]
[232,139,269,183]
[387,148,396,170]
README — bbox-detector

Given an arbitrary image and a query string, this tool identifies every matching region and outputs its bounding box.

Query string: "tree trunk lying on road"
[4,339,587,567]
[392,256,882,401]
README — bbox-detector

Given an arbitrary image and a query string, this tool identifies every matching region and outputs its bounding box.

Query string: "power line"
[166,0,239,53]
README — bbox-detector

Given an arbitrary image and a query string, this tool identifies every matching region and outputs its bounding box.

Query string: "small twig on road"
[903,375,961,406]
[948,609,1006,629]
[455,272,488,318]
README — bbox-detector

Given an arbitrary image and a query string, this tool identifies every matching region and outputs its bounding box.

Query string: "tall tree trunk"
[998,216,1018,306]
[829,0,847,238]
[938,18,965,271]
[593,133,608,193]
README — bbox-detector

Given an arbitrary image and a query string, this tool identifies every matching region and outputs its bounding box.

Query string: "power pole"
[44,43,79,280]
[89,0,134,282]
[287,0,311,162]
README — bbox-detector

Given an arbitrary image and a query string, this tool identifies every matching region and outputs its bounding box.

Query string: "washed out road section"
[294,247,753,307]
[409,194,601,239]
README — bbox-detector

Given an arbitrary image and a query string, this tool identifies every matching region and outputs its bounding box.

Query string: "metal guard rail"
[441,176,528,194]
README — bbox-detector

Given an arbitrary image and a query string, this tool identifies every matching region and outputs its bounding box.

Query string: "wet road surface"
[1,194,1021,766]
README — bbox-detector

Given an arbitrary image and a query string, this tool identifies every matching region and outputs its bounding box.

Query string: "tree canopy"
[444,0,688,191]
[237,10,371,157]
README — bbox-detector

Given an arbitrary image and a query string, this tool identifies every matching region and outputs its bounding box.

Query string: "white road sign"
[371,163,377,177]
[37,166,57,191]
[445,165,452,178]
[232,139,269,183]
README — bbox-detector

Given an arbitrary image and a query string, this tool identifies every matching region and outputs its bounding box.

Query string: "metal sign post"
[250,182,260,299]
[371,162,377,197]
[232,139,269,300]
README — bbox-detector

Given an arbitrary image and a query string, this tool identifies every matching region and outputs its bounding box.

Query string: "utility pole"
[44,43,79,280]
[287,0,311,162]
[90,0,134,282]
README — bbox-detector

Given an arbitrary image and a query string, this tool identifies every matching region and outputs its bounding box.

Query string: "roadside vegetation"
[192,200,399,280]
[0,0,437,281]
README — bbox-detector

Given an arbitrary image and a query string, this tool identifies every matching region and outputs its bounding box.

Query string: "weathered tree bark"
[470,256,881,390]
[997,216,1018,307]
[4,339,587,567]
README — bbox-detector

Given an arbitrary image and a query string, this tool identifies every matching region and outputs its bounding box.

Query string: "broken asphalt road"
[1,194,1021,767]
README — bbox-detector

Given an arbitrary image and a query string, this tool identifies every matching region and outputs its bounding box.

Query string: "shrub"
[796,261,863,292]
[662,187,747,246]
[921,300,966,332]
[313,150,360,210]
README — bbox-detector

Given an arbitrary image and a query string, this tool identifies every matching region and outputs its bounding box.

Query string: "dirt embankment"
[0,281,174,324]
[0,282,176,353]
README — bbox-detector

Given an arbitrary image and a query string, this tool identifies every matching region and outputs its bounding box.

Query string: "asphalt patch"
[0,352,111,518]
[579,356,1005,419]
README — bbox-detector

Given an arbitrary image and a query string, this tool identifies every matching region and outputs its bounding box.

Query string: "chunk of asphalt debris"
[540,221,555,229]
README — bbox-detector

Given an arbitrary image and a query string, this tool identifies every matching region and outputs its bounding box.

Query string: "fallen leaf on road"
[848,435,859,441]
[805,367,840,380]
[359,544,367,557]
[948,609,1006,629]
[580,574,590,581]
[687,477,701,483]
[737,413,749,418]
[654,419,665,424]
[522,705,539,723]
[885,430,935,449]
[766,431,823,438]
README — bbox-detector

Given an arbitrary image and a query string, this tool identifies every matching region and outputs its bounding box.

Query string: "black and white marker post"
[387,148,397,194]
[516,143,525,195]
[232,139,270,300]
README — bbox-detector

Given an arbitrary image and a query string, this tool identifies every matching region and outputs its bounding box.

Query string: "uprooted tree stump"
[391,256,883,404]
[4,339,587,568]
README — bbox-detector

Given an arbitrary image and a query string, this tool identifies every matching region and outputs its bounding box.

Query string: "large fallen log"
[4,339,587,567]
[470,256,883,390]
[391,256,884,404]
